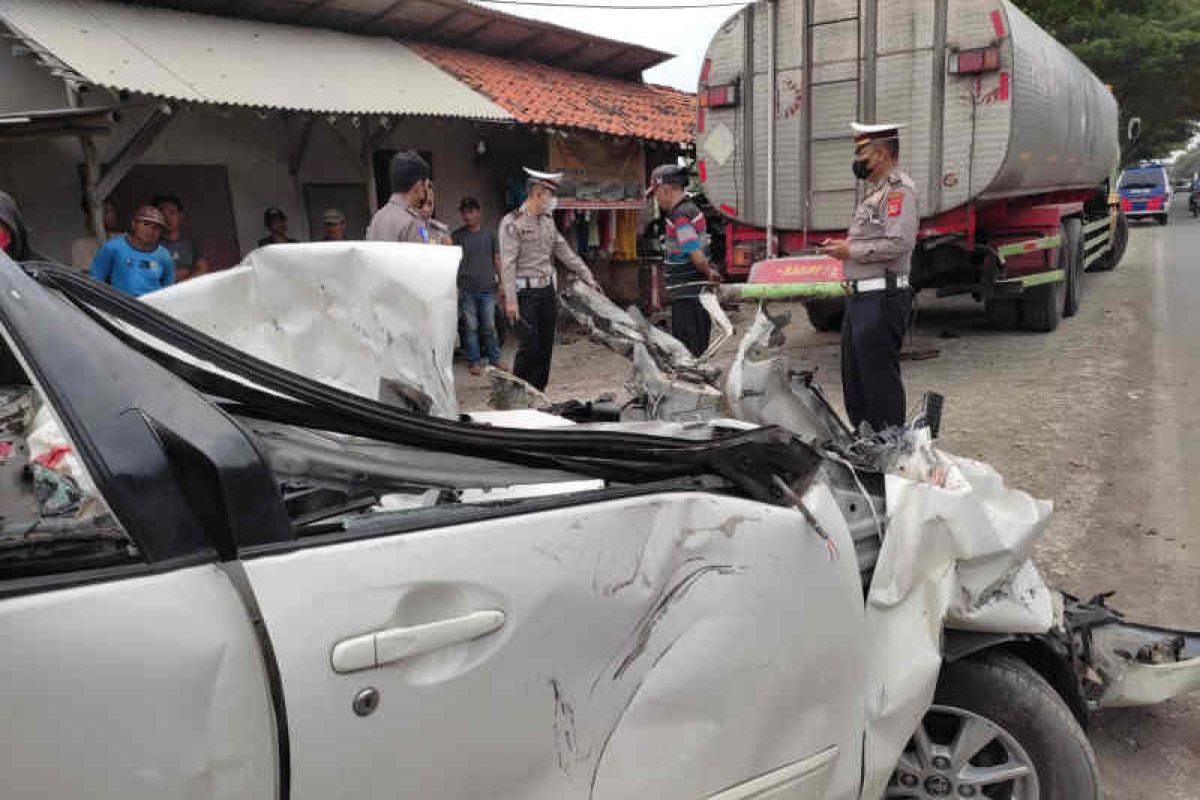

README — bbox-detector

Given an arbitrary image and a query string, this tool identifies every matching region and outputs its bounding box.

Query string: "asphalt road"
[456,197,1200,798]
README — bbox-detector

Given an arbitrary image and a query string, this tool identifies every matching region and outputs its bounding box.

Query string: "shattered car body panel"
[244,489,869,799]
[144,242,463,418]
[2,246,1198,799]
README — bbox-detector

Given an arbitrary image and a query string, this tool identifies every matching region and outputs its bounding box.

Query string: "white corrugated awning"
[0,0,513,120]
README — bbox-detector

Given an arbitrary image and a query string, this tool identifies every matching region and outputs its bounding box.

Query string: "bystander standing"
[258,207,298,248]
[366,151,436,244]
[0,190,35,262]
[154,194,210,281]
[322,208,348,240]
[452,196,502,375]
[70,198,121,270]
[90,205,175,297]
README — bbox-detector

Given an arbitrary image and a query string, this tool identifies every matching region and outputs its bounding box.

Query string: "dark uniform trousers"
[671,296,712,357]
[841,287,912,431]
[513,285,558,391]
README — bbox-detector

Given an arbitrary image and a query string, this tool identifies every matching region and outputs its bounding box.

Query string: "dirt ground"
[454,202,1200,798]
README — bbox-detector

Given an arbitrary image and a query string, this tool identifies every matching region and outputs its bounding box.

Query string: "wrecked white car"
[1,243,1197,800]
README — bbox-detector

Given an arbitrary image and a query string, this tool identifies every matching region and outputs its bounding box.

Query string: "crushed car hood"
[144,242,462,417]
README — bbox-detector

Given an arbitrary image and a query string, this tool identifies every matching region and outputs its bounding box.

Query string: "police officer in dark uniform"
[646,163,722,356]
[819,123,919,431]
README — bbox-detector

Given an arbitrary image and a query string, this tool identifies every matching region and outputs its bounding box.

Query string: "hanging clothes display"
[614,209,638,260]
[587,213,600,249]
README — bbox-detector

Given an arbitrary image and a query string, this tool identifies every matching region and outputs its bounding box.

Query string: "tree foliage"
[1019,0,1200,159]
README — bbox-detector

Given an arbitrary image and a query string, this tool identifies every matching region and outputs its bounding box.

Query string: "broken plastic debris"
[31,463,83,516]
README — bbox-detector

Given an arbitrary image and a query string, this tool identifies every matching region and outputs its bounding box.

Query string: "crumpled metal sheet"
[145,242,461,417]
[859,429,1054,800]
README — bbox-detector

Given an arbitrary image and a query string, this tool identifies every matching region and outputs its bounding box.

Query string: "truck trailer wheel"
[1061,218,1083,318]
[984,298,1021,329]
[803,298,845,332]
[1021,279,1062,332]
[1088,212,1127,272]
[888,651,1100,800]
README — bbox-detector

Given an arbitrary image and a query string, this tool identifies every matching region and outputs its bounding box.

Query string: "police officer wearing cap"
[819,122,919,431]
[500,168,600,391]
[647,163,721,356]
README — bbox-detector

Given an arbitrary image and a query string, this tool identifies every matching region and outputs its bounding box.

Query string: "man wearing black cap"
[499,168,599,391]
[367,150,437,245]
[819,122,920,431]
[647,163,722,356]
[258,207,297,248]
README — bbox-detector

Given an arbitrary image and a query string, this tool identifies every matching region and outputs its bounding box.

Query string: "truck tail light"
[949,46,1001,75]
[731,244,756,269]
[700,82,739,109]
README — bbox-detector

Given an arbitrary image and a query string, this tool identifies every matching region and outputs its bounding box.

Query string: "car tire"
[804,298,845,332]
[889,651,1101,800]
[1088,213,1127,273]
[1158,213,1171,226]
[1060,218,1083,317]
[1021,278,1062,333]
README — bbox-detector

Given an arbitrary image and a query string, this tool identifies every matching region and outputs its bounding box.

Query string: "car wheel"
[1158,213,1171,226]
[804,298,845,332]
[888,651,1100,799]
[1060,218,1083,317]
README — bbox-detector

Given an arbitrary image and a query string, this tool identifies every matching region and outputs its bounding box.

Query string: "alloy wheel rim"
[886,704,1040,799]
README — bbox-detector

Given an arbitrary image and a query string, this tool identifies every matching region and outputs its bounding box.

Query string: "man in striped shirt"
[647,164,722,356]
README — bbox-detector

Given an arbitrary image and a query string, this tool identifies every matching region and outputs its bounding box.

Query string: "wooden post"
[80,135,108,251]
[362,120,379,212]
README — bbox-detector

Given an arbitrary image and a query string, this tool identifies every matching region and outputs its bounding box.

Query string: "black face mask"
[852,158,871,180]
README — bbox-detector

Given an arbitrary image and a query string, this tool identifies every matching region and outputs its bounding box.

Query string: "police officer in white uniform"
[819,122,920,431]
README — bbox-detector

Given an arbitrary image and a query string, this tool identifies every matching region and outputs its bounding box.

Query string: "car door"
[0,257,285,799]
[243,482,869,800]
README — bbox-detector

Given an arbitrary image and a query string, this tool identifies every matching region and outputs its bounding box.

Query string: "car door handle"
[331,609,506,674]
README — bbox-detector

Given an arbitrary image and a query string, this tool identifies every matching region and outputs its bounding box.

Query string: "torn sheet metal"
[860,429,1054,800]
[725,307,852,448]
[623,343,723,422]
[145,242,461,417]
[560,282,719,385]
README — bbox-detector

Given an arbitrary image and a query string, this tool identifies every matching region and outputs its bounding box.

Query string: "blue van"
[1119,163,1172,226]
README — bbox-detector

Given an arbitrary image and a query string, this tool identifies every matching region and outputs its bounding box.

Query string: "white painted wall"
[1,68,540,263]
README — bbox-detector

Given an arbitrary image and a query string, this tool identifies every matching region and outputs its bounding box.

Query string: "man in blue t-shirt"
[90,205,175,297]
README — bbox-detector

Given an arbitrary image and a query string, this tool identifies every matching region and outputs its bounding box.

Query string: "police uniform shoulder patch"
[887,191,905,217]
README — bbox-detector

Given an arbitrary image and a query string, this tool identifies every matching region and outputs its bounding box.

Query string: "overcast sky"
[469,1,748,91]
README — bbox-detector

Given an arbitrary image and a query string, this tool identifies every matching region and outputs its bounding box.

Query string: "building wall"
[0,88,542,264]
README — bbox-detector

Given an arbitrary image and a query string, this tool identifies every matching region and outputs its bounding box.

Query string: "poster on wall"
[548,133,645,201]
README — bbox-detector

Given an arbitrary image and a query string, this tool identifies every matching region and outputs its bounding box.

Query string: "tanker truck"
[698,0,1131,332]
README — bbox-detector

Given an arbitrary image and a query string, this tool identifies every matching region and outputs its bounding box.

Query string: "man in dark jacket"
[0,191,35,262]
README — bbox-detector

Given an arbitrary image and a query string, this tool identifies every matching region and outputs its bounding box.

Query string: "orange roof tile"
[410,42,696,144]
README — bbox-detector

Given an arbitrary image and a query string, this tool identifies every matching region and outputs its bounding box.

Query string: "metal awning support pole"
[766,0,777,257]
[80,135,107,249]
[63,80,107,247]
[362,120,379,213]
[94,103,176,202]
